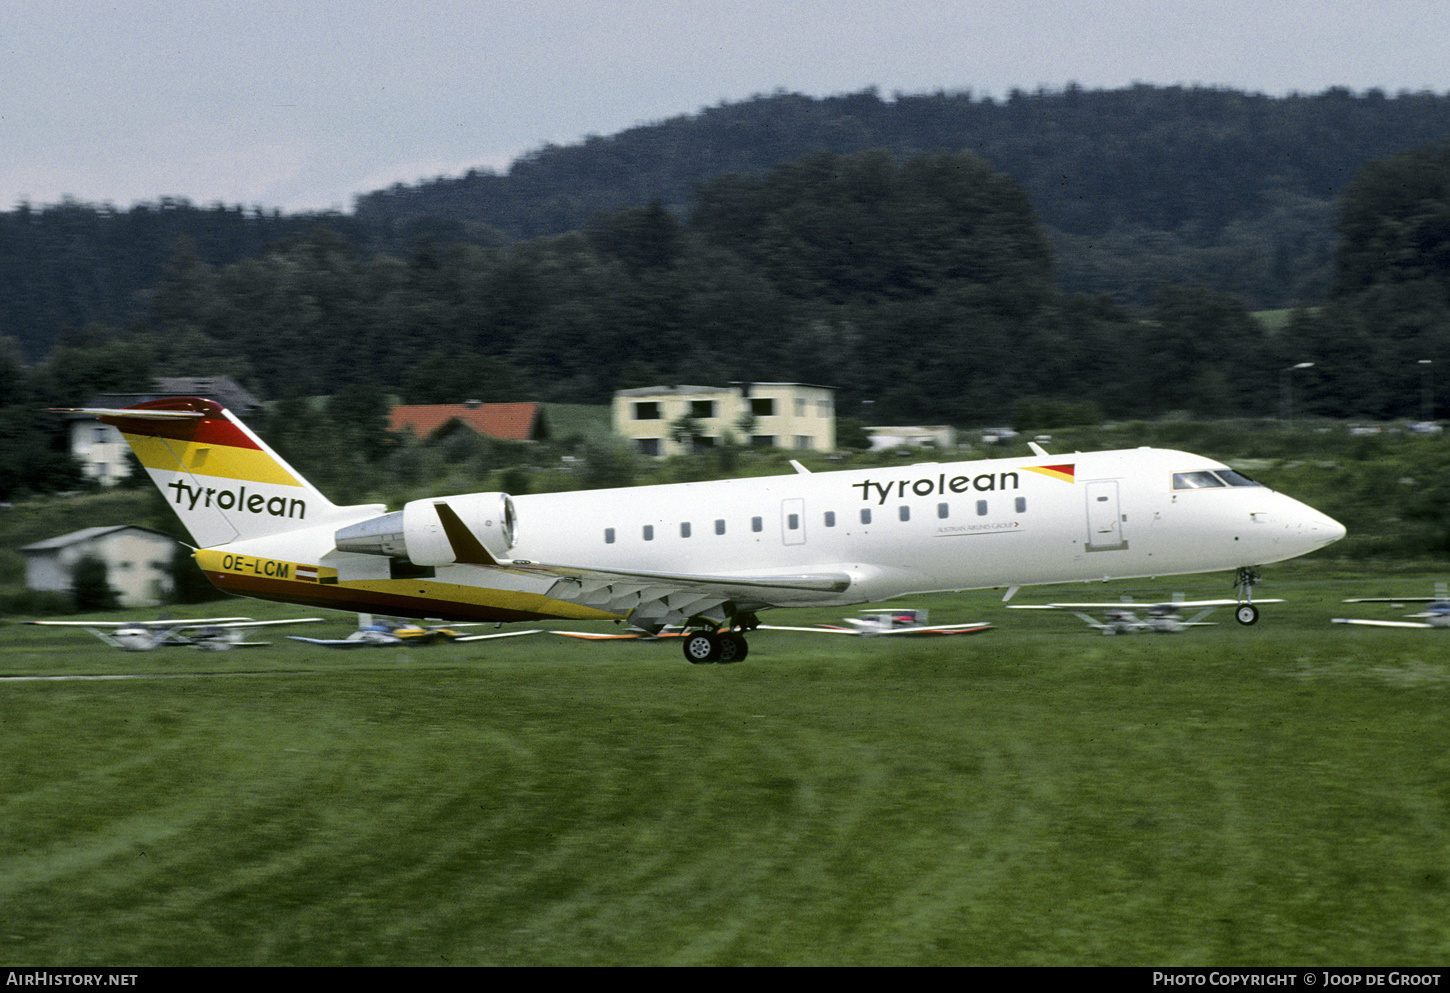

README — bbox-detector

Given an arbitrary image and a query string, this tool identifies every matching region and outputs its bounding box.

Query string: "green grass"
[3,573,1450,965]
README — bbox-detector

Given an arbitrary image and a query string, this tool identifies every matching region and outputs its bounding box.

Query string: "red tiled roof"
[388,403,542,442]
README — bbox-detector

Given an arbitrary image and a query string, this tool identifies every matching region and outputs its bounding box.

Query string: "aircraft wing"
[182,618,323,630]
[1009,599,1281,610]
[516,564,853,629]
[25,617,253,628]
[758,622,991,636]
[1341,597,1440,603]
[1331,618,1433,629]
[871,622,993,635]
[758,624,860,635]
[451,629,544,642]
[286,636,381,648]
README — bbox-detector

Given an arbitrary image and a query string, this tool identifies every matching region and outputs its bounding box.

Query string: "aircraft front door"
[781,498,806,545]
[1085,480,1128,552]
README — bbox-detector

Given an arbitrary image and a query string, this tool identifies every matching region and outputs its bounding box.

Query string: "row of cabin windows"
[602,497,1029,543]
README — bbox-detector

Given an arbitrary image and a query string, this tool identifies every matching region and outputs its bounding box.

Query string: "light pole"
[1419,359,1433,423]
[1280,362,1314,424]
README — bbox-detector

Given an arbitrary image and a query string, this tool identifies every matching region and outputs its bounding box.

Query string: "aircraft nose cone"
[1302,508,1347,548]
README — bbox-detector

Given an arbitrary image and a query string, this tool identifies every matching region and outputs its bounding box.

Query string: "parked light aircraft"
[289,613,543,647]
[1007,597,1282,634]
[59,398,1346,663]
[761,608,992,637]
[1334,587,1450,629]
[25,616,322,651]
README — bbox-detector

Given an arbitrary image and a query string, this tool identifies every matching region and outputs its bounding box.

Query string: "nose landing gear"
[1235,567,1262,625]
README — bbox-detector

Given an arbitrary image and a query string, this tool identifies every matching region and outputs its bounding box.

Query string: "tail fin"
[68,397,376,548]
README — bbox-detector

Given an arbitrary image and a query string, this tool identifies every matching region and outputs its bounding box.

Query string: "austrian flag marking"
[1024,464,1076,483]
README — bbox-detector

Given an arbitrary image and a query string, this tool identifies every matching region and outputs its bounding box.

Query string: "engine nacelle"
[335,492,517,566]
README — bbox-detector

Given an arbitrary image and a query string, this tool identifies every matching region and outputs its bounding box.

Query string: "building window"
[643,525,654,541]
[637,438,661,456]
[795,398,807,416]
[751,398,774,417]
[691,400,715,418]
[634,402,661,420]
[605,528,616,544]
[795,436,812,450]
[751,435,775,448]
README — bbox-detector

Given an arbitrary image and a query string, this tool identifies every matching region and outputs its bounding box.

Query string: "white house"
[21,526,179,608]
[613,383,836,457]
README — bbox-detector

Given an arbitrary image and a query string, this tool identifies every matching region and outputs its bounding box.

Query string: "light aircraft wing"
[286,636,380,648]
[759,622,992,636]
[758,624,859,635]
[1341,597,1441,603]
[25,617,254,628]
[1009,599,1281,610]
[451,629,544,642]
[1331,617,1433,629]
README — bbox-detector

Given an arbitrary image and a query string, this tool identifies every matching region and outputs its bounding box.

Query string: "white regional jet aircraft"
[58,398,1346,663]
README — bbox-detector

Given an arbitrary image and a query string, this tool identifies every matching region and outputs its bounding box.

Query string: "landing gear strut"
[1234,567,1262,626]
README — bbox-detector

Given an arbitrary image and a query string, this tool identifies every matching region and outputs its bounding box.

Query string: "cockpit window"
[1173,471,1226,489]
[1173,469,1266,490]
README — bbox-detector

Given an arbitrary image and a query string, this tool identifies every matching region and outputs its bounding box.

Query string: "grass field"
[3,570,1449,966]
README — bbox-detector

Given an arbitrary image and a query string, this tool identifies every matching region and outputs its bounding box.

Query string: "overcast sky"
[4,1,1448,214]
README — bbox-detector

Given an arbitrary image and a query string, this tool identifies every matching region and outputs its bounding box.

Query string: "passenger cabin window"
[787,513,800,530]
[715,519,726,535]
[604,528,616,544]
[899,506,910,522]
[824,511,836,527]
[860,508,872,525]
[937,503,949,519]
[680,522,692,538]
[1015,497,1027,514]
[751,516,763,533]
[643,525,654,541]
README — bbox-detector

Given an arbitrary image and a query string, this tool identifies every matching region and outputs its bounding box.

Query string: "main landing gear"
[681,613,758,664]
[1234,566,1262,626]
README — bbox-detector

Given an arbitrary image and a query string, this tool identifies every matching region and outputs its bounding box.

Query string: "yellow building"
[613,383,836,457]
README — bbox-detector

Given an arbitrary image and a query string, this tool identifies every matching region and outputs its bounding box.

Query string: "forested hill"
[3,85,1448,363]
[354,86,1450,307]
